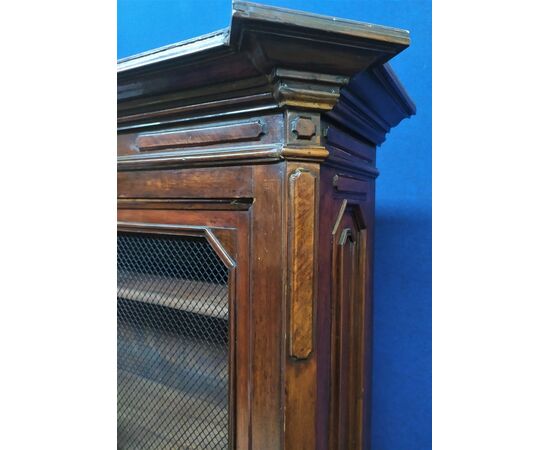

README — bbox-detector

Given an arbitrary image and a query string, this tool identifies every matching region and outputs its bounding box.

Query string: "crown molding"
[117,1,415,164]
[117,1,411,104]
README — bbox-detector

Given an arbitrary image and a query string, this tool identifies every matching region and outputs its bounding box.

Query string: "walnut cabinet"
[117,2,414,449]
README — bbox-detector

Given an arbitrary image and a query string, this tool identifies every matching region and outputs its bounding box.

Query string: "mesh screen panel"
[117,232,230,449]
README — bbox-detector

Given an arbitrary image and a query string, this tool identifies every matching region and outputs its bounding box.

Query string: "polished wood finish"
[288,168,317,360]
[118,2,414,449]
[135,119,266,151]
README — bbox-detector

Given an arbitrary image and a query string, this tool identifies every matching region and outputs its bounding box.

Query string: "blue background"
[118,1,431,448]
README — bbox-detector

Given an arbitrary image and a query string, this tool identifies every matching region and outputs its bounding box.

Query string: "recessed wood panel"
[330,201,367,450]
[136,119,265,151]
[118,166,254,199]
[288,168,317,360]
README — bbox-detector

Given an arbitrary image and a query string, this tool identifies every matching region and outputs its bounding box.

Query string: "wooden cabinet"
[117,2,414,449]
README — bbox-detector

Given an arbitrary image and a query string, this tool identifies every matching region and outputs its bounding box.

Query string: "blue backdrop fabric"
[118,1,432,448]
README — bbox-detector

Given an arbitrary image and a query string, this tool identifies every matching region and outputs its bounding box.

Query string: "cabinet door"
[116,207,250,450]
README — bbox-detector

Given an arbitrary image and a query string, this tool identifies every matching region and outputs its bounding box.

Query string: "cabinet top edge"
[117,1,410,75]
[231,1,410,45]
[117,29,230,73]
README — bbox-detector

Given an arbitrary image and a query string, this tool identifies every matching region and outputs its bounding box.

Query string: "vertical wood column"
[283,162,320,450]
[249,163,286,450]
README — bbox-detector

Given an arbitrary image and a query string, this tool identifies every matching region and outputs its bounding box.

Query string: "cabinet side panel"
[318,165,375,450]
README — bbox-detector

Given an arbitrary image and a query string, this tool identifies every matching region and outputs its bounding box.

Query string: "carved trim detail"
[332,174,368,195]
[285,111,321,146]
[136,119,265,151]
[325,64,415,146]
[117,144,331,171]
[117,198,254,211]
[117,221,236,270]
[288,168,317,360]
[118,143,282,171]
[273,69,347,111]
[281,146,328,161]
[275,79,341,110]
[291,116,316,140]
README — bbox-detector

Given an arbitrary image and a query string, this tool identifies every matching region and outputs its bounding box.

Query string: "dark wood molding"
[117,198,254,211]
[231,1,409,46]
[325,64,416,146]
[324,126,376,164]
[118,143,283,170]
[281,146,329,161]
[119,144,333,172]
[136,119,266,151]
[118,2,414,139]
[118,103,277,133]
[118,2,408,77]
[117,221,236,267]
[332,174,369,195]
[273,69,346,111]
[117,28,231,74]
[285,111,321,146]
[117,2,414,178]
[118,93,274,127]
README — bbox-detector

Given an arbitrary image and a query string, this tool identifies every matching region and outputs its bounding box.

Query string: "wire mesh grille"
[117,232,230,449]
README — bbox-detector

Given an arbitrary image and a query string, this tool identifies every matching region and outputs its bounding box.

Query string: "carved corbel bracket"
[272,68,349,111]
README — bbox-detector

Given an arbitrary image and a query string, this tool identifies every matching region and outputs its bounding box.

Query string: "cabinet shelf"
[117,273,228,320]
